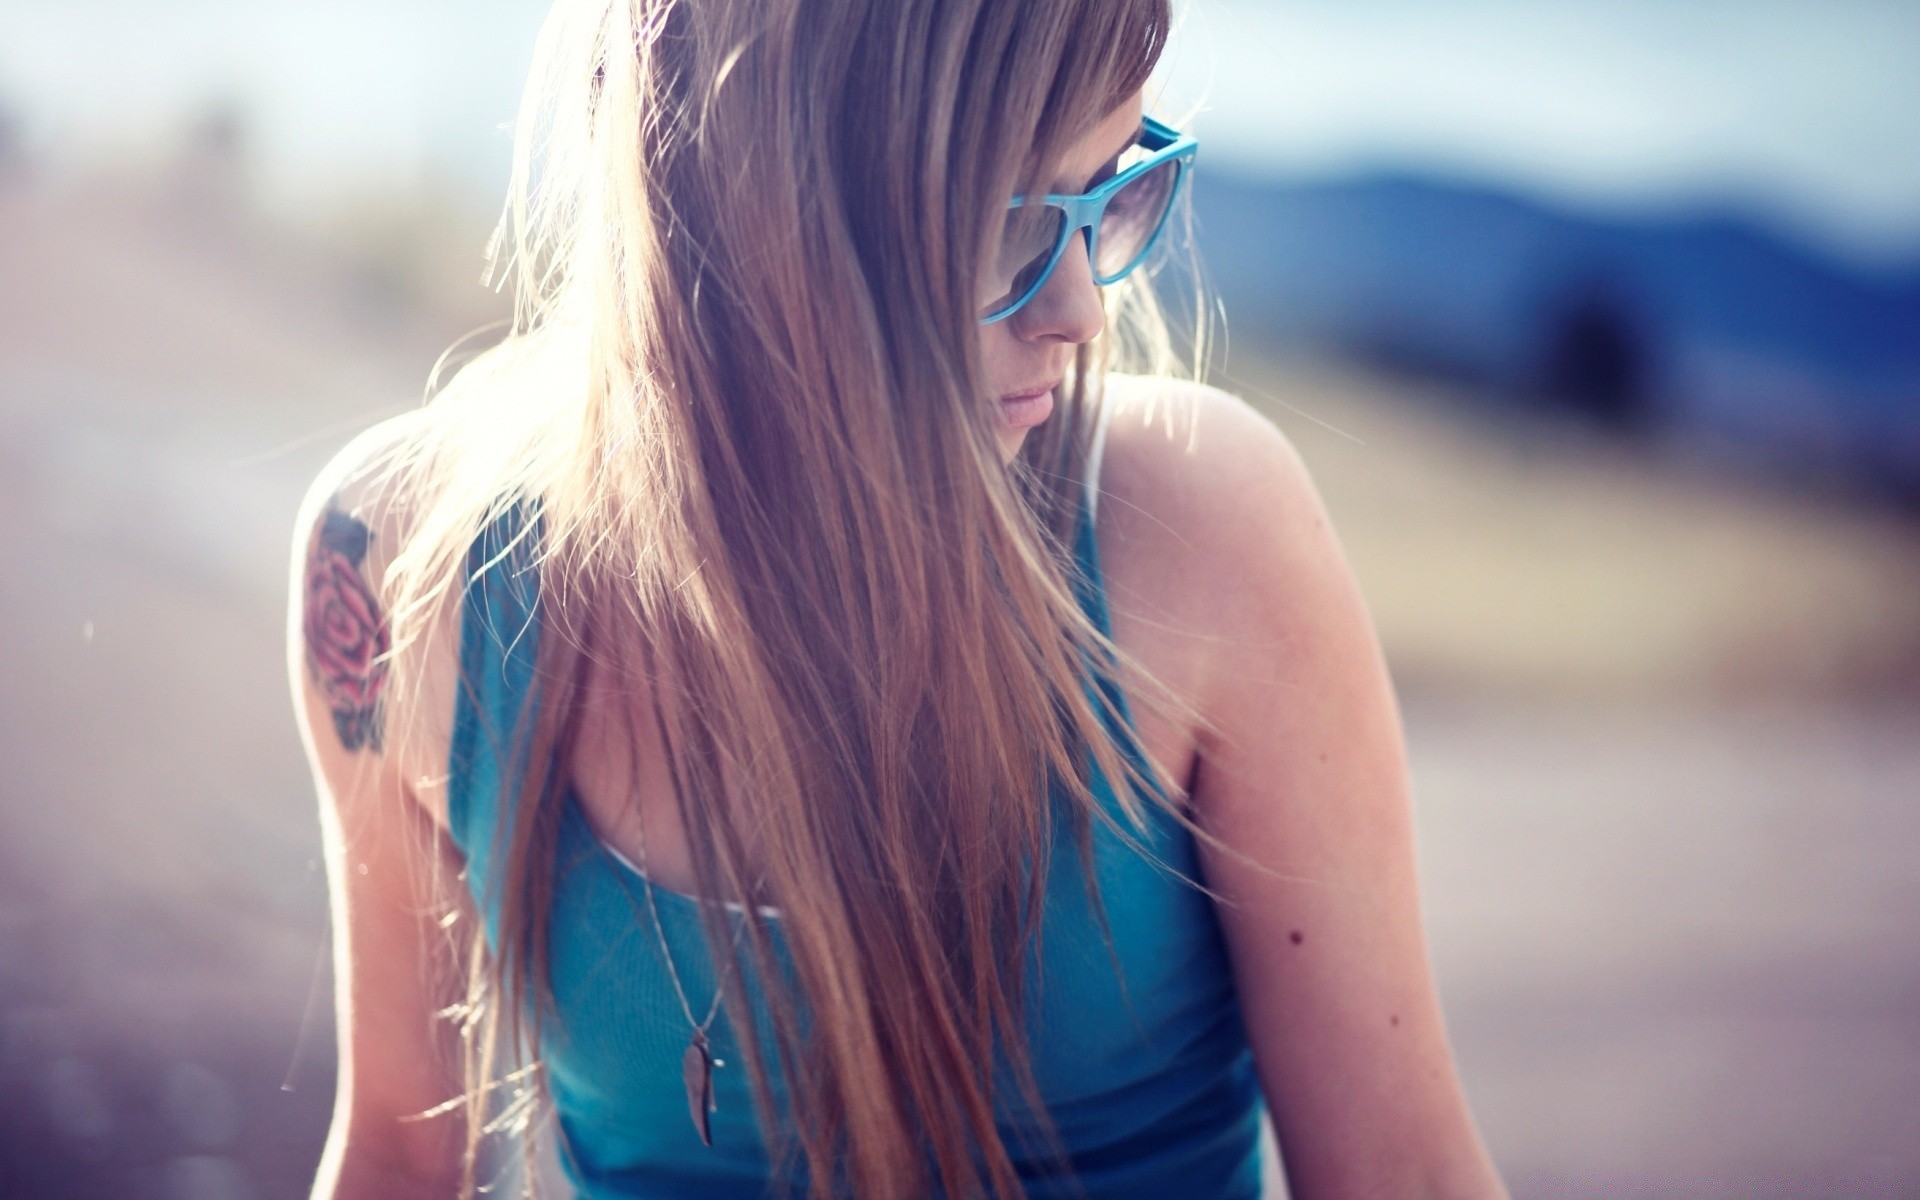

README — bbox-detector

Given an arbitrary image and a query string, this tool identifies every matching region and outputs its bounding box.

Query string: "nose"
[1009,229,1105,346]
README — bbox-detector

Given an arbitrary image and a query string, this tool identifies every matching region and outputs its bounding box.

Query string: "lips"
[999,381,1059,403]
[997,380,1059,430]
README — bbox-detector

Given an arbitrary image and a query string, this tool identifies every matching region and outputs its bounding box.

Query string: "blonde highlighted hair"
[374,1,1209,1195]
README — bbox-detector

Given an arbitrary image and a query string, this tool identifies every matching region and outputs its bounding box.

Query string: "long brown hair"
[379,1,1199,1195]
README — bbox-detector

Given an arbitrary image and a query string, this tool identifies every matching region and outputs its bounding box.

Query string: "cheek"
[976,322,1019,392]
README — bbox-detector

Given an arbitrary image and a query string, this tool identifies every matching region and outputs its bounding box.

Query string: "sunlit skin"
[978,99,1503,1199]
[295,91,1506,1200]
[979,95,1143,460]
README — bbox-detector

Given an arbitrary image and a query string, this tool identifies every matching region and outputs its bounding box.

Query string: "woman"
[291,1,1506,1197]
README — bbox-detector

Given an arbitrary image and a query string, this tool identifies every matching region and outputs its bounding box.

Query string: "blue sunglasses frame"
[981,114,1198,325]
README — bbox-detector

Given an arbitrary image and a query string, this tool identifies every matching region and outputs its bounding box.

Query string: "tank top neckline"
[563,783,785,919]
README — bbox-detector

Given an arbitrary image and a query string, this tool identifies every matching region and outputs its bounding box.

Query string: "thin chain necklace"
[628,802,734,1146]
[633,670,748,1149]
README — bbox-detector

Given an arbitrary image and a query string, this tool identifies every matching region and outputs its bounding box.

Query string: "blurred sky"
[2,0,1919,266]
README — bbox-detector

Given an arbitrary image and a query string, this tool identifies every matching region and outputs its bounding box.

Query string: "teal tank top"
[448,468,1267,1198]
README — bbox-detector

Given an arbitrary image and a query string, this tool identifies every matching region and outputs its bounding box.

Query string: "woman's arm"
[1110,384,1505,1199]
[290,429,469,1197]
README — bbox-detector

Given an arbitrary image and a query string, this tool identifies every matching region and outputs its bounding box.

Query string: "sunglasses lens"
[1093,158,1180,281]
[982,203,1067,320]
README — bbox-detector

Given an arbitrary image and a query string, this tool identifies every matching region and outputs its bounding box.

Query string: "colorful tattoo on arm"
[303,507,390,753]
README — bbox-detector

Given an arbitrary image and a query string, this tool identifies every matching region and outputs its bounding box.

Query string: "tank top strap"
[446,500,545,927]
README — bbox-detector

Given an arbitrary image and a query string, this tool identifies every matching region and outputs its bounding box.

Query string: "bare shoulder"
[294,412,428,538]
[288,409,462,829]
[1099,375,1310,511]
[1099,374,1326,585]
[1100,377,1507,1197]
[1095,375,1347,721]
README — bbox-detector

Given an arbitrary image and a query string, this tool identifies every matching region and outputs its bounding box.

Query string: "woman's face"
[978,92,1146,460]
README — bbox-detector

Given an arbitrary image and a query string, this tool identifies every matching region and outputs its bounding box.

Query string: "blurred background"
[1,1,1916,1196]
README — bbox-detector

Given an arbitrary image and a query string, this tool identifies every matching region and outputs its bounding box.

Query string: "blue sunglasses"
[980,115,1198,325]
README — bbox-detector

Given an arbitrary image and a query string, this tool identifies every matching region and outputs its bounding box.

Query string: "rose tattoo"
[304,507,389,753]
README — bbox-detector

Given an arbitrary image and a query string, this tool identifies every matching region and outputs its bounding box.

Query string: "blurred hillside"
[1192,169,1920,504]
[1224,355,1920,702]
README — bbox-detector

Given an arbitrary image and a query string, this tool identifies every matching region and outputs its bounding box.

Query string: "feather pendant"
[683,1033,715,1146]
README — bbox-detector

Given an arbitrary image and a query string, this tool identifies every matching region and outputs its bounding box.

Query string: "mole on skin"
[1289,930,1304,946]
